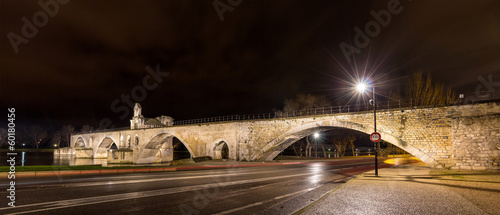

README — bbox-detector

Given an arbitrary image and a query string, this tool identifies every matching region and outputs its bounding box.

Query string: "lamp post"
[356,81,378,177]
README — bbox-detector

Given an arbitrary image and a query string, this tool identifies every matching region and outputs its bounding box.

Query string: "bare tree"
[283,94,330,115]
[346,135,357,156]
[305,135,312,157]
[333,137,348,157]
[51,131,62,148]
[25,126,48,149]
[60,125,75,147]
[405,71,455,106]
[80,125,94,133]
[388,88,403,101]
[290,140,305,157]
[320,143,327,158]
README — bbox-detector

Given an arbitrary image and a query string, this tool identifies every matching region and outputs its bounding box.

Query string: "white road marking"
[213,186,318,215]
[213,174,359,214]
[2,172,315,215]
[11,168,303,191]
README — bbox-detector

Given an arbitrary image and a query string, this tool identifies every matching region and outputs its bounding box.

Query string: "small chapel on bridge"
[129,103,174,129]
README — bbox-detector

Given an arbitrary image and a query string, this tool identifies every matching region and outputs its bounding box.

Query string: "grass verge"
[0,165,168,172]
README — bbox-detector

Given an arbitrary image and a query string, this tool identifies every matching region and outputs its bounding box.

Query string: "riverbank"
[0,148,56,152]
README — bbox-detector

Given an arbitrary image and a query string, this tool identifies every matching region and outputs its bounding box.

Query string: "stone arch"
[171,134,195,157]
[95,137,118,159]
[135,133,194,164]
[253,120,440,168]
[126,135,131,148]
[75,136,86,148]
[213,140,230,159]
[134,135,140,147]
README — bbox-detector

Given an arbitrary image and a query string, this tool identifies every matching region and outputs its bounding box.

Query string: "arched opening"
[255,121,436,167]
[276,128,381,160]
[136,134,172,164]
[213,141,230,159]
[135,135,139,147]
[95,137,117,159]
[126,135,131,148]
[173,137,192,160]
[136,134,193,164]
[75,137,86,148]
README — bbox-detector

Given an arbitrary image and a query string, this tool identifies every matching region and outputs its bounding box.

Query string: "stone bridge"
[70,102,500,170]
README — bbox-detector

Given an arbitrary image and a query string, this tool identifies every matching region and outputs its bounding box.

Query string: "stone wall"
[108,149,134,164]
[74,148,93,159]
[71,102,500,169]
[54,147,73,155]
[451,104,500,170]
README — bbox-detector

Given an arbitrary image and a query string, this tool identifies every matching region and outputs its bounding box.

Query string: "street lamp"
[356,80,379,177]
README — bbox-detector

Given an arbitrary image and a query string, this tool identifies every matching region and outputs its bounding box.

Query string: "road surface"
[1,158,389,214]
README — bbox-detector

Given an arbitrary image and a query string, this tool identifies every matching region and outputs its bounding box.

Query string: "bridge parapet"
[70,101,500,170]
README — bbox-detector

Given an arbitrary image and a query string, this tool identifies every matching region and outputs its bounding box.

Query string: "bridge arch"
[213,140,230,159]
[136,133,195,163]
[75,136,86,148]
[126,135,131,148]
[254,120,438,167]
[94,137,118,158]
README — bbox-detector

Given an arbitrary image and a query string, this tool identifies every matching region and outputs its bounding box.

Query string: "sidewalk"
[299,161,497,215]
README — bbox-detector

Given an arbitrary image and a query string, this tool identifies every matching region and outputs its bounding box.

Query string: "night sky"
[1,0,499,133]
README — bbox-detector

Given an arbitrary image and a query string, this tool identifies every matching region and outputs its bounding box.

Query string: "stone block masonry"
[71,102,500,170]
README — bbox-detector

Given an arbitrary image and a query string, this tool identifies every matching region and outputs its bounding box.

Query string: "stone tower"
[130,103,145,129]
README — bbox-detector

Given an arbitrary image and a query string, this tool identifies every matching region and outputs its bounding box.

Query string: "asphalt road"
[1,158,387,215]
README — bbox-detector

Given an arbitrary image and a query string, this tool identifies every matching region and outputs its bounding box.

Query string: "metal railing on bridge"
[79,91,498,132]
[173,94,499,126]
[173,98,444,126]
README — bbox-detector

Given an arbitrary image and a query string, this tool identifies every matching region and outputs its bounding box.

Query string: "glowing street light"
[313,132,320,139]
[356,79,379,177]
[356,83,367,93]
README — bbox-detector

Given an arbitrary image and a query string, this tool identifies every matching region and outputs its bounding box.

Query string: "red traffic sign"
[370,132,381,142]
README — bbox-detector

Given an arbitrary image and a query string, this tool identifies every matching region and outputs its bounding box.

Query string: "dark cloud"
[0,0,499,131]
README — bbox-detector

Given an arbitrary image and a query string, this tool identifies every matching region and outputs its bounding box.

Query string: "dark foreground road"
[1,158,389,215]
